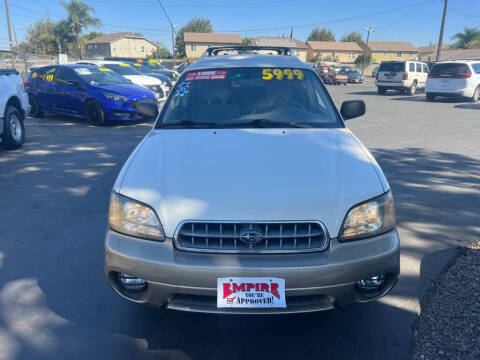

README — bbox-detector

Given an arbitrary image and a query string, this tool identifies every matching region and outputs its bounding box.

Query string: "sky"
[1,0,479,52]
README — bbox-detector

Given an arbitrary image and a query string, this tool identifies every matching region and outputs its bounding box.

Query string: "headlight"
[108,192,165,241]
[103,93,130,102]
[147,85,163,93]
[339,191,396,241]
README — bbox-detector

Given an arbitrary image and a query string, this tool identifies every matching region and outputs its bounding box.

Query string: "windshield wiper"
[228,119,313,128]
[157,120,219,128]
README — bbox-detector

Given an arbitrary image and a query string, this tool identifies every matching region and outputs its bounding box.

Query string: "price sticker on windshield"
[263,68,304,81]
[119,63,129,67]
[98,67,112,72]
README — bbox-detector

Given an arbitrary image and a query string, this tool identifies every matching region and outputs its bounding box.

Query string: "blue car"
[25,64,157,125]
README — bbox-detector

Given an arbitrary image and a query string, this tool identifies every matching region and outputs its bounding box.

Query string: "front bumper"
[105,229,400,314]
[103,99,157,121]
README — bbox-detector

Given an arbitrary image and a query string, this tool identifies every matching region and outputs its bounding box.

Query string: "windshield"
[103,64,142,76]
[156,67,342,129]
[430,63,471,77]
[73,67,130,85]
[379,62,405,72]
[132,64,151,74]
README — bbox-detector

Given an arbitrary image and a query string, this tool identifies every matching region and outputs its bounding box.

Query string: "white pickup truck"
[0,69,30,149]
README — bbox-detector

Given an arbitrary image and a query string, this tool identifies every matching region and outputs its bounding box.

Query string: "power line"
[214,0,436,33]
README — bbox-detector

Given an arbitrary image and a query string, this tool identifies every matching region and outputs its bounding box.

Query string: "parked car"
[376,60,429,95]
[106,57,181,83]
[105,47,400,314]
[0,68,30,149]
[340,68,364,83]
[425,61,480,102]
[372,66,379,78]
[131,63,172,94]
[25,64,157,125]
[76,60,167,101]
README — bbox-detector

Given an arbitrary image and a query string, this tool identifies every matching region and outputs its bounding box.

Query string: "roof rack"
[205,46,293,56]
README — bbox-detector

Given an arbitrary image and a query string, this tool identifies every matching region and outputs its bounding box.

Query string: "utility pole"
[13,26,20,49]
[436,0,448,62]
[171,24,175,69]
[361,27,375,75]
[4,0,15,68]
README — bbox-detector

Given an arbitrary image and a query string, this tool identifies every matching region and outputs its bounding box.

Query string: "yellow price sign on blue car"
[262,68,304,81]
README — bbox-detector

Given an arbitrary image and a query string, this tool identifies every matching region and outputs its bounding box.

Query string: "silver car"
[105,46,400,314]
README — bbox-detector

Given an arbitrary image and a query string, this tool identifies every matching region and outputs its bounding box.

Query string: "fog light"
[356,275,386,291]
[117,272,147,290]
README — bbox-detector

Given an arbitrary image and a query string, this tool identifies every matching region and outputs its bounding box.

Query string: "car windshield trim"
[155,66,343,130]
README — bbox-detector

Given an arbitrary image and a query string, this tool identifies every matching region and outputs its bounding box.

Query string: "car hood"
[92,83,155,99]
[116,128,388,238]
[123,74,162,86]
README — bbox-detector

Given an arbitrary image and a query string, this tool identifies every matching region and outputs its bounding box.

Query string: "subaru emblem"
[239,230,263,244]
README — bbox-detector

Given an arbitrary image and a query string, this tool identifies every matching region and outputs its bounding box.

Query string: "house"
[366,41,417,62]
[251,37,308,62]
[420,48,480,62]
[184,32,242,59]
[85,32,158,59]
[306,41,362,63]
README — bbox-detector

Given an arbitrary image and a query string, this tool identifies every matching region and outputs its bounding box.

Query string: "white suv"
[425,61,480,102]
[0,69,30,149]
[376,60,429,95]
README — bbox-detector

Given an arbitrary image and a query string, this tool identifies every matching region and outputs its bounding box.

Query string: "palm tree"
[451,27,480,49]
[60,0,101,58]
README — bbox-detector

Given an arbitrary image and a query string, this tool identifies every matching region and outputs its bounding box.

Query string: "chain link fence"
[0,50,79,79]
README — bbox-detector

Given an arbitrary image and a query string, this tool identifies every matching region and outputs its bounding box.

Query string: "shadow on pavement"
[1,127,480,360]
[454,103,480,110]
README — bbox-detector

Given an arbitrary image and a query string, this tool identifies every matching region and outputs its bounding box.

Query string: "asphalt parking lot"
[1,77,479,360]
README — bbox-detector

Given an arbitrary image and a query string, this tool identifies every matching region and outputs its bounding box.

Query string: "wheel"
[426,93,436,101]
[85,100,105,126]
[408,81,417,96]
[378,87,386,95]
[470,86,480,103]
[1,106,25,150]
[28,95,43,118]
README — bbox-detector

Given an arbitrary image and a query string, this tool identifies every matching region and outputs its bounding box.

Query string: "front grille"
[129,98,157,109]
[174,221,329,254]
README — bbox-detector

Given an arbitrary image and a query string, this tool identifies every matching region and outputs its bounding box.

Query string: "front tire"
[28,95,43,118]
[470,86,480,103]
[1,106,25,150]
[85,100,105,126]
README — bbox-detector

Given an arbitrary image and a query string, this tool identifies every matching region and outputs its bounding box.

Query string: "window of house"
[409,52,415,57]
[191,44,197,51]
[94,44,98,49]
[348,52,355,59]
[317,51,323,58]
[397,52,402,57]
[141,46,145,52]
[332,52,337,57]
[384,52,387,56]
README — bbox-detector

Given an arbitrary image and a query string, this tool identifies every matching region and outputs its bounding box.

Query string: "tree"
[60,0,101,59]
[175,17,213,58]
[20,20,57,55]
[340,32,364,47]
[153,43,171,59]
[242,36,253,46]
[451,27,480,49]
[53,20,75,54]
[307,27,335,42]
[355,54,371,65]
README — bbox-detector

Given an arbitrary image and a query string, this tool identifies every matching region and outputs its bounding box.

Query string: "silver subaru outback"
[105,46,400,314]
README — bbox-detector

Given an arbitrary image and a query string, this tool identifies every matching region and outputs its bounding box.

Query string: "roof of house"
[420,49,480,62]
[417,43,450,55]
[251,37,307,50]
[183,32,242,44]
[367,41,417,52]
[306,41,362,52]
[86,32,158,47]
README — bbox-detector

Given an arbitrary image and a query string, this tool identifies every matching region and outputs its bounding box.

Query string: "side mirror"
[340,100,365,120]
[136,101,159,119]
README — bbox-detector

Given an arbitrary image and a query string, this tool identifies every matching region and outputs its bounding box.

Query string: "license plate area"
[217,277,286,308]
